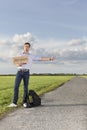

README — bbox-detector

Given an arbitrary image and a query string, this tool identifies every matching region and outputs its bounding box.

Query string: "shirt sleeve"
[31,54,42,61]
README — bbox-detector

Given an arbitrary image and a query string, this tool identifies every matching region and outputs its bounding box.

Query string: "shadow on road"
[41,103,87,107]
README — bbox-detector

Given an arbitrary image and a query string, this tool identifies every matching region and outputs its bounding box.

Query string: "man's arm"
[40,56,54,61]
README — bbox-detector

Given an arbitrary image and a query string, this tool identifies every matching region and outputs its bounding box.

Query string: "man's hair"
[24,42,31,47]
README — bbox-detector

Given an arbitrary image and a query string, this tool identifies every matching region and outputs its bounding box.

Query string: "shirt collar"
[23,52,30,55]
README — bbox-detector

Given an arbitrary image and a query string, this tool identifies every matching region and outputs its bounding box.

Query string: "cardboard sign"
[13,56,28,65]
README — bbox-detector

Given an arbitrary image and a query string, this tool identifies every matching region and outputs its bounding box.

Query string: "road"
[0,76,87,130]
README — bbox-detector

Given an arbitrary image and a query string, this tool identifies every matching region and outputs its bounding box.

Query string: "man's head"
[24,42,31,47]
[24,42,31,53]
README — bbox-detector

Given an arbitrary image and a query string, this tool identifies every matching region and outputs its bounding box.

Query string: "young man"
[9,42,54,108]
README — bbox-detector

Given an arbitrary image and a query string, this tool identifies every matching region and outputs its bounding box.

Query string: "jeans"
[13,70,30,104]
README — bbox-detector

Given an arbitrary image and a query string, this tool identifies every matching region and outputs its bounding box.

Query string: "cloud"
[12,32,36,44]
[32,39,62,55]
[58,37,87,61]
[0,33,87,74]
[59,48,87,60]
[0,32,36,58]
[0,32,87,67]
[68,38,87,46]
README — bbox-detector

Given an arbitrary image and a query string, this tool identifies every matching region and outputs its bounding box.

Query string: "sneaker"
[8,103,17,107]
[23,103,31,108]
[23,103,27,108]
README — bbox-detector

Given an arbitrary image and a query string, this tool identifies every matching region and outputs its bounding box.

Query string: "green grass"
[0,75,74,117]
[81,76,87,78]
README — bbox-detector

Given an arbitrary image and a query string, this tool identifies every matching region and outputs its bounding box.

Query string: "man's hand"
[49,56,55,61]
[16,63,22,67]
[40,56,55,61]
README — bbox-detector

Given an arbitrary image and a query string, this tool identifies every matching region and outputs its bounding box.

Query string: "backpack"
[28,90,41,107]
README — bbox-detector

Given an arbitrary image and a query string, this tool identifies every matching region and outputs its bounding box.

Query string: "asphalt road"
[0,76,87,130]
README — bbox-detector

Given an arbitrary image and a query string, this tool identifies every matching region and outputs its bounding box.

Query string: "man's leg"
[13,71,22,104]
[23,70,30,104]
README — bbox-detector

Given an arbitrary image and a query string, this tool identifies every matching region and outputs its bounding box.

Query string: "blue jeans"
[13,70,30,104]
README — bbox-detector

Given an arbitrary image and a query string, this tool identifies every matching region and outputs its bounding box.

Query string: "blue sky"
[0,0,87,74]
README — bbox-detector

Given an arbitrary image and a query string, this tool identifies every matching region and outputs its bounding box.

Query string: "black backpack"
[28,90,41,107]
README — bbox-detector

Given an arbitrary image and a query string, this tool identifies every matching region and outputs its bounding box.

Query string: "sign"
[13,56,28,65]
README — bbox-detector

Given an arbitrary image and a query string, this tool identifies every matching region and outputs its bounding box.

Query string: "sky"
[0,0,87,74]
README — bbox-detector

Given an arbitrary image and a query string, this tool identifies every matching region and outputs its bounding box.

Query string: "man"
[9,42,54,108]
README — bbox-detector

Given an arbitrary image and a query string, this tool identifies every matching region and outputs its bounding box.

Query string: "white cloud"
[59,48,87,60]
[0,32,36,57]
[12,32,35,44]
[68,38,87,46]
[0,33,87,62]
[0,32,87,74]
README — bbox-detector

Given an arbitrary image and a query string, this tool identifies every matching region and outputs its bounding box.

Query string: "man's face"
[24,44,30,52]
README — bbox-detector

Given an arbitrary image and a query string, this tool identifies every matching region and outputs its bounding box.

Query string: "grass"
[81,76,87,78]
[0,75,74,117]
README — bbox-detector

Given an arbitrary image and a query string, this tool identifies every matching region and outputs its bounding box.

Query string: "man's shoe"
[8,103,17,107]
[23,103,31,108]
[23,103,27,108]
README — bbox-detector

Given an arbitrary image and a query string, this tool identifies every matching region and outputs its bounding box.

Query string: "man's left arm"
[40,56,55,61]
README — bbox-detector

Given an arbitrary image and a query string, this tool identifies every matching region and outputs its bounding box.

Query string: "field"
[82,76,87,78]
[0,75,74,116]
